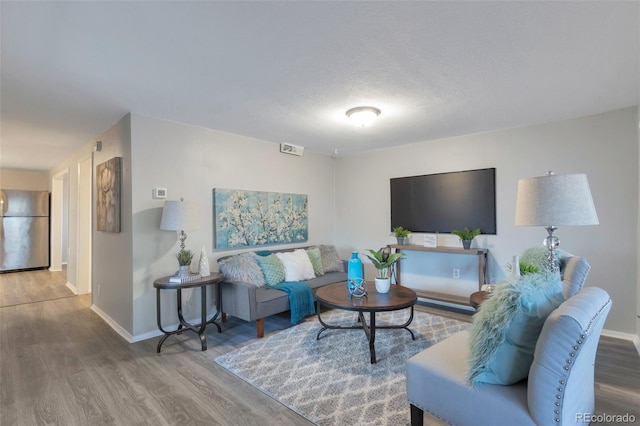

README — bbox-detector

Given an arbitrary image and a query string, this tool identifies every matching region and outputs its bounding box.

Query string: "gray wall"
[335,107,638,335]
[48,106,640,341]
[129,114,337,338]
[92,114,134,334]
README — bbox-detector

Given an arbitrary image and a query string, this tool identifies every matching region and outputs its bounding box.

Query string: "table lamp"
[160,198,200,250]
[514,172,598,273]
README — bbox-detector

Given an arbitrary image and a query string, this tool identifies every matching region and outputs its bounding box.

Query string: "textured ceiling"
[1,1,638,170]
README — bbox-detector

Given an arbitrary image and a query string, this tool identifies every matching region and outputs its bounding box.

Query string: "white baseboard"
[90,304,134,343]
[130,312,219,343]
[131,328,164,343]
[601,329,640,356]
[90,304,215,344]
[65,281,78,294]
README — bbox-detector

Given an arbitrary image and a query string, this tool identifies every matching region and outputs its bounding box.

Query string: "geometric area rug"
[214,309,470,426]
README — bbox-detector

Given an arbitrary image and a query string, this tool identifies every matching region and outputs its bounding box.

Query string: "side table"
[154,272,223,353]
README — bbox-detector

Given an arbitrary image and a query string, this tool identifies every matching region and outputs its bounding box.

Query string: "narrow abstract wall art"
[213,188,308,248]
[96,156,121,233]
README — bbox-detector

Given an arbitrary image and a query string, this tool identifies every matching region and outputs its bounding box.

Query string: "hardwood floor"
[0,268,73,308]
[1,270,638,425]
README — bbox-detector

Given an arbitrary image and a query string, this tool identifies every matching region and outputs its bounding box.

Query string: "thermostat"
[153,188,167,199]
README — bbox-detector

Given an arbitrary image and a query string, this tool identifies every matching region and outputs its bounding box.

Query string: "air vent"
[280,143,304,156]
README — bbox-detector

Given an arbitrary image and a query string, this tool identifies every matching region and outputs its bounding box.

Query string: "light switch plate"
[153,187,167,199]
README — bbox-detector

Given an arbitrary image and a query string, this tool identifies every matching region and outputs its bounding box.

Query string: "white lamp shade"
[515,173,599,226]
[160,200,200,231]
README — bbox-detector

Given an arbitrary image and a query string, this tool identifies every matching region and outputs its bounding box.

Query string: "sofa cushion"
[320,245,345,273]
[218,252,265,287]
[276,249,316,282]
[306,246,324,276]
[255,253,285,286]
[467,272,564,385]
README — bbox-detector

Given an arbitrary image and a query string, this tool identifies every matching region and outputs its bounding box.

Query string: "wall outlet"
[97,284,101,296]
[452,269,460,279]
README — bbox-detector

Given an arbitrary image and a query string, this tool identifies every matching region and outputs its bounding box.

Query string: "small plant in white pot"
[364,247,405,293]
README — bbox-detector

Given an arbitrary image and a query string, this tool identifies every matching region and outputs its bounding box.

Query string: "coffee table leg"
[369,311,376,364]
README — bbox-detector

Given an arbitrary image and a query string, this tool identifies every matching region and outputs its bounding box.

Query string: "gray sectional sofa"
[218,245,348,338]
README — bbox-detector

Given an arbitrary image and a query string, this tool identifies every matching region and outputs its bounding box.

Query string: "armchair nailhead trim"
[544,298,611,426]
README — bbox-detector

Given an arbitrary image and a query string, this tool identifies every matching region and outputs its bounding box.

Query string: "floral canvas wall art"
[214,188,308,248]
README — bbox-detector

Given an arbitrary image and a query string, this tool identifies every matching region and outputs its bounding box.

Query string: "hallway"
[0,269,73,308]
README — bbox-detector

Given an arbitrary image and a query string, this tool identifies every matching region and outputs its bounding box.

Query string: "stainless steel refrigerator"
[0,190,50,272]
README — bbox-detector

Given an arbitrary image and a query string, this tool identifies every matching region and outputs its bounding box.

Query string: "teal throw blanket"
[270,281,315,324]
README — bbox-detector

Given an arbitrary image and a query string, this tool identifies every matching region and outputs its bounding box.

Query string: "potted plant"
[364,247,406,293]
[451,227,481,250]
[392,226,411,245]
[175,249,194,277]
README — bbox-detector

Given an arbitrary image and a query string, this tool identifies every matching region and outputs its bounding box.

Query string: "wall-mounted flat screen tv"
[390,168,496,234]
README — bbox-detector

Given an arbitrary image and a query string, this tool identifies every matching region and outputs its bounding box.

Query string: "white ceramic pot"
[375,277,391,293]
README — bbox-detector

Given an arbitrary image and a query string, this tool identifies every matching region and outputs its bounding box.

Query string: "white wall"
[50,141,95,294]
[129,114,336,338]
[637,106,640,348]
[335,107,638,334]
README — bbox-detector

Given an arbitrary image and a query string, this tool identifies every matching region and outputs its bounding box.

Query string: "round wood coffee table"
[315,281,417,364]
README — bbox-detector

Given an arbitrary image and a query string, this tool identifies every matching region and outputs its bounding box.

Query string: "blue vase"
[347,251,363,291]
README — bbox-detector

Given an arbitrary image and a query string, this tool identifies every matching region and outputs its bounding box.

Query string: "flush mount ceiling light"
[345,106,381,127]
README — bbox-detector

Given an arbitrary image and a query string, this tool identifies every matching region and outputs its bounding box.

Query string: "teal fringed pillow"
[467,271,564,385]
[255,253,285,286]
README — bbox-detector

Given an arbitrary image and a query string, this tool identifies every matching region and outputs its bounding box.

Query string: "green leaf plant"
[176,249,194,266]
[392,226,411,238]
[364,247,406,279]
[451,227,482,241]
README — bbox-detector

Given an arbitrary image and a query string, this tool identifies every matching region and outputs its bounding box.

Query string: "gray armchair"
[558,253,590,299]
[406,286,612,425]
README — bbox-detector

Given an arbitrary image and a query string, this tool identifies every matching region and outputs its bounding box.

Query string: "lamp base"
[543,226,560,273]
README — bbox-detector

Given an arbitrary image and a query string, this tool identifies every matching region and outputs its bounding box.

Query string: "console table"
[389,244,489,306]
[153,272,223,353]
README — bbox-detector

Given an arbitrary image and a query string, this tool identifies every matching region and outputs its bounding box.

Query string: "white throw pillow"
[276,249,316,282]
